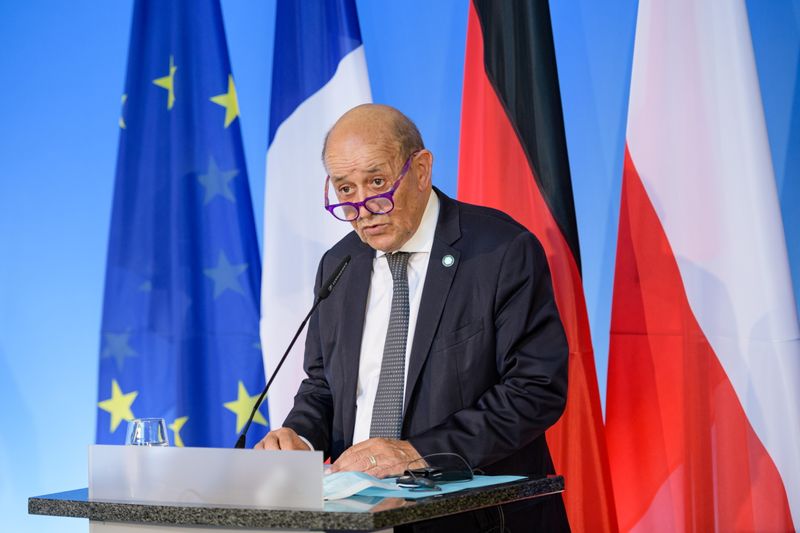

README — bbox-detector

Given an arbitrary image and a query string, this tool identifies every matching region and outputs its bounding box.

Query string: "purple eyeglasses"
[324,151,420,222]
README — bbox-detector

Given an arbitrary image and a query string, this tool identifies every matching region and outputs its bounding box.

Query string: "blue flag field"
[95,0,268,448]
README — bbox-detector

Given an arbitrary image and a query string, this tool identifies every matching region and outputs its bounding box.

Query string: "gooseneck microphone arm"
[234,255,351,449]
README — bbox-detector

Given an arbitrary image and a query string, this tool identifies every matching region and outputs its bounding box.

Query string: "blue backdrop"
[0,1,797,531]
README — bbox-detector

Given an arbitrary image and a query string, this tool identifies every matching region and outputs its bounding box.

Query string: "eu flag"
[96,0,268,448]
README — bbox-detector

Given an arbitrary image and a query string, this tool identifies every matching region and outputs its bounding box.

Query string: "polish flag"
[607,1,800,531]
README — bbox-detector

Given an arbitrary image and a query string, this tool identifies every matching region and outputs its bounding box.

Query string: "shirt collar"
[376,190,439,259]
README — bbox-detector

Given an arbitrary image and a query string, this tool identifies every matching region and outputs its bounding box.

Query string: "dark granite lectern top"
[29,475,563,531]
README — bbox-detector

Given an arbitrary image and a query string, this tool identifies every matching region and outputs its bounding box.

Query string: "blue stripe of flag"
[268,0,363,146]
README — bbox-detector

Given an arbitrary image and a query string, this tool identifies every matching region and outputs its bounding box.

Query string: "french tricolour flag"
[261,0,371,428]
[607,0,800,530]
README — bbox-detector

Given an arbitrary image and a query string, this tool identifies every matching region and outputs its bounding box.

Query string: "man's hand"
[254,427,311,451]
[331,438,421,478]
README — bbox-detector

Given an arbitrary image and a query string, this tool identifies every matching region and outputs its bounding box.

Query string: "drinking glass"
[126,418,169,446]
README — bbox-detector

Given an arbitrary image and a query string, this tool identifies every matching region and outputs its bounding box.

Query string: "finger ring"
[368,455,377,467]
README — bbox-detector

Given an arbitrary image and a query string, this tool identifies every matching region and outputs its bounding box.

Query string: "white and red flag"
[607,0,800,531]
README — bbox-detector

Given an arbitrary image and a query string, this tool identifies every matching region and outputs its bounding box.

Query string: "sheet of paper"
[358,475,526,500]
[324,473,527,501]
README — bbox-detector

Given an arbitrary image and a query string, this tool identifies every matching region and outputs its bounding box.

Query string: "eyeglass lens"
[331,195,394,221]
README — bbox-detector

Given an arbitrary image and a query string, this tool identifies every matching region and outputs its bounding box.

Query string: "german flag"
[457,1,617,531]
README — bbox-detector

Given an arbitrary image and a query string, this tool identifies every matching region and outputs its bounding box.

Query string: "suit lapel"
[337,245,373,447]
[404,190,461,413]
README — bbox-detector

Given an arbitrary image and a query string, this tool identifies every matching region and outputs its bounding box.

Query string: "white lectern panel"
[89,445,323,510]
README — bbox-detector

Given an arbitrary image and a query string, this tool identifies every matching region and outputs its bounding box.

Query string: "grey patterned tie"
[369,252,411,439]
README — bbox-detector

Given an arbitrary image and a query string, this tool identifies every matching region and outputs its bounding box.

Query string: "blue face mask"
[323,471,400,501]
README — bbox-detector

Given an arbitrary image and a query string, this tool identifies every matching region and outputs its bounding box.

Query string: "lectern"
[28,446,564,532]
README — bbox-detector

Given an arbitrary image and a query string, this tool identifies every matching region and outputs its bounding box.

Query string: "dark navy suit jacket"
[284,188,569,484]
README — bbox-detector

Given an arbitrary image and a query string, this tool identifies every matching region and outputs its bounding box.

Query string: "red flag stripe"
[607,148,793,531]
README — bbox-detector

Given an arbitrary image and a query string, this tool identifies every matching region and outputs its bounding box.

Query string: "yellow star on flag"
[210,74,239,128]
[152,55,177,110]
[119,94,127,129]
[223,381,267,433]
[98,379,138,432]
[169,416,189,447]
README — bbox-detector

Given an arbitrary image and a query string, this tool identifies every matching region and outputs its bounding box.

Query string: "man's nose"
[358,202,372,220]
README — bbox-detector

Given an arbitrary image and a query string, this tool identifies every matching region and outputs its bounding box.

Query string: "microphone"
[234,255,351,449]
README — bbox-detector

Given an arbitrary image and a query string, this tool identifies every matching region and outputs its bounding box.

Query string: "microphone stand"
[234,255,350,449]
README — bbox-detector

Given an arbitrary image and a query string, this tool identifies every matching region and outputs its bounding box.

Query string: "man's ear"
[415,150,434,191]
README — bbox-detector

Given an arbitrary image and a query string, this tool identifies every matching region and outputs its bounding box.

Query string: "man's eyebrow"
[331,165,384,181]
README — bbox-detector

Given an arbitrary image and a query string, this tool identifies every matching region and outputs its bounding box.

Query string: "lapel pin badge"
[442,254,455,268]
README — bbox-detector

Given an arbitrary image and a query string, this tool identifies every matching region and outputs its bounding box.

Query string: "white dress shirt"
[351,191,440,445]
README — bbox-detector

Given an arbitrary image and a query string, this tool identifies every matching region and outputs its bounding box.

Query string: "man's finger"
[331,438,419,474]
[334,449,399,474]
[333,442,386,472]
[372,464,400,479]
[279,431,304,450]
[331,447,363,472]
[333,443,386,472]
[264,433,281,450]
[254,431,282,450]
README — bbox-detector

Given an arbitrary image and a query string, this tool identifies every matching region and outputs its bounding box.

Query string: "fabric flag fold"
[96,0,267,448]
[457,1,617,531]
[607,0,800,530]
[261,0,371,428]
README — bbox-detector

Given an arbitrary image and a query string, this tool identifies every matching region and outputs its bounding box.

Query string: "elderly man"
[256,104,569,531]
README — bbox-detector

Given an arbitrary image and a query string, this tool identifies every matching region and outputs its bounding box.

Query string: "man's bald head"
[322,104,424,163]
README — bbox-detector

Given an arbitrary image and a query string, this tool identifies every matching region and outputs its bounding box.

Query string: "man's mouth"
[361,223,387,236]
